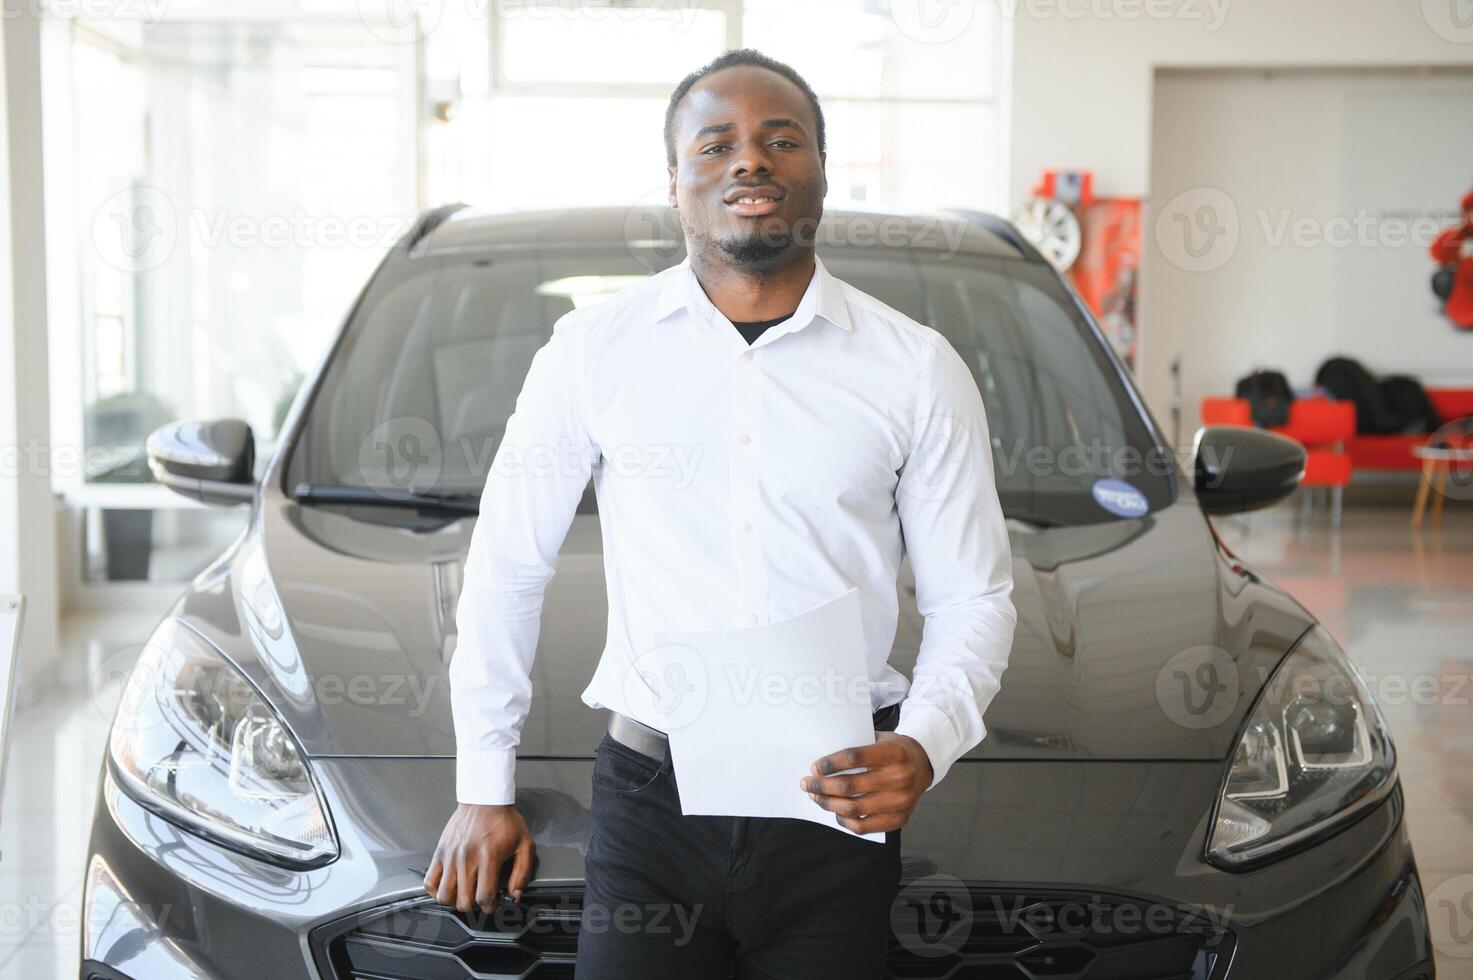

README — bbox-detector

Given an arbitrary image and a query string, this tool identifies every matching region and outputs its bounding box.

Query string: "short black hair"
[664,48,825,168]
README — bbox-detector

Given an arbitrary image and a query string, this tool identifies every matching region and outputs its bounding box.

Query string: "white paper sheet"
[649,586,885,842]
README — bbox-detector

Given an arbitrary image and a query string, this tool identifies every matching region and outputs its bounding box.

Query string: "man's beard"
[715,226,792,269]
[712,210,820,270]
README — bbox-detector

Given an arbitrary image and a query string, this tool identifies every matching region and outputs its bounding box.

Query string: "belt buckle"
[607,711,668,762]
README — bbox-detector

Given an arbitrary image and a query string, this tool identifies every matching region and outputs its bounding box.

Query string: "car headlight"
[1207,626,1396,869]
[107,617,337,867]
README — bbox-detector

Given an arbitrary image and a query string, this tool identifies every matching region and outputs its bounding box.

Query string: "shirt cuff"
[894,700,965,791]
[456,748,518,805]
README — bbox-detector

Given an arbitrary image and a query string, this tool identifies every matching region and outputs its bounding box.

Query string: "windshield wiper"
[296,483,1065,526]
[292,483,480,514]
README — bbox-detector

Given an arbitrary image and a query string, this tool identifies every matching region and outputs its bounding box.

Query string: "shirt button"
[737,433,752,446]
[749,613,759,625]
[741,521,753,533]
[741,350,754,361]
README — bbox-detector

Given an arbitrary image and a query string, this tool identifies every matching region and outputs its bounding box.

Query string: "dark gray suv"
[80,204,1434,980]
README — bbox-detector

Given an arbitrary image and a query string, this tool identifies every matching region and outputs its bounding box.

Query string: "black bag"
[1315,356,1399,435]
[1378,375,1441,434]
[1234,370,1293,428]
[1433,265,1455,301]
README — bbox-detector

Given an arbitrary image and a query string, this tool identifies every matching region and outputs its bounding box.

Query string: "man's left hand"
[801,733,934,833]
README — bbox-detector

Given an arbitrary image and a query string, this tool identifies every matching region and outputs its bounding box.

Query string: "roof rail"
[400,202,471,252]
[943,208,1042,262]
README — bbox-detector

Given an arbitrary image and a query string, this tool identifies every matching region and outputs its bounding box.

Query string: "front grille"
[312,886,1233,980]
[886,885,1233,980]
[313,891,583,980]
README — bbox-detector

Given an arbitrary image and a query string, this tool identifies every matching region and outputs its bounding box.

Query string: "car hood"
[176,491,1313,763]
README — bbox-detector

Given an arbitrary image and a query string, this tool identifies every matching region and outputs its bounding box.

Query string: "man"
[424,48,1016,978]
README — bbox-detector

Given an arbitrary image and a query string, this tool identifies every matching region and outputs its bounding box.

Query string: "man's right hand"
[423,803,536,914]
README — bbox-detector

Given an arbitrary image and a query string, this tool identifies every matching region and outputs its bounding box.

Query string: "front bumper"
[81,757,1434,980]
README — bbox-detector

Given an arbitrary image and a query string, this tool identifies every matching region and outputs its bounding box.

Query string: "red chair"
[1282,399,1354,527]
[1200,396,1354,527]
[1200,397,1252,428]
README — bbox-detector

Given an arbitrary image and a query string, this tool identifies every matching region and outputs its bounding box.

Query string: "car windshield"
[283,242,1174,526]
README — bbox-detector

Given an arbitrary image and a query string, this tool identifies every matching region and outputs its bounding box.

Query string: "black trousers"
[574,708,903,979]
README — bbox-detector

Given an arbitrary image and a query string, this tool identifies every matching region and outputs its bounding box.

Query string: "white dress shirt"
[451,252,1017,805]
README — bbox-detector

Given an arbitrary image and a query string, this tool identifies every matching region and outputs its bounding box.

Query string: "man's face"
[667,65,826,271]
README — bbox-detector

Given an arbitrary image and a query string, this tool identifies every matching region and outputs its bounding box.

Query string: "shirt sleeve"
[892,333,1017,791]
[449,311,598,805]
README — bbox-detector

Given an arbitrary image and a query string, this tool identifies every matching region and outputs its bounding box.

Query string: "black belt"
[607,702,902,763]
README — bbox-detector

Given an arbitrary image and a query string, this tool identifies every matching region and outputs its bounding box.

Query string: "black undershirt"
[729,312,795,346]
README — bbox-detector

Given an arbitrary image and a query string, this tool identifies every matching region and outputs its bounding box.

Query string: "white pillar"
[1,7,62,694]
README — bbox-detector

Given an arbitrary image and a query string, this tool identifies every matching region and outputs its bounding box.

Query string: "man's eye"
[703,145,729,154]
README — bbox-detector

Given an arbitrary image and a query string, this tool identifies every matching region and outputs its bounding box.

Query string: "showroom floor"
[1,499,1470,978]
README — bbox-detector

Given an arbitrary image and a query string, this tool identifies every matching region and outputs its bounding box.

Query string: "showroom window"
[43,0,1008,589]
[425,0,1007,212]
[47,8,419,586]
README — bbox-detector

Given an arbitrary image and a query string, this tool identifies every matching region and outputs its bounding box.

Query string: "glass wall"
[45,0,1008,584]
[52,9,419,582]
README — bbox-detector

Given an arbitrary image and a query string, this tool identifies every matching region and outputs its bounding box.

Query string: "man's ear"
[819,151,827,198]
[667,165,678,208]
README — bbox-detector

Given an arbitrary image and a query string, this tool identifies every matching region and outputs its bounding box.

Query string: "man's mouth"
[725,187,785,217]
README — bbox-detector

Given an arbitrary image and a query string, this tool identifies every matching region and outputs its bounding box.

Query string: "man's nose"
[730,138,775,177]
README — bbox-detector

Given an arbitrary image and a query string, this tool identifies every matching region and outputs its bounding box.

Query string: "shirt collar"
[652,252,853,336]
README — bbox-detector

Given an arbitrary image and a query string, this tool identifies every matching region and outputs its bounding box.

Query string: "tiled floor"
[0,607,167,980]
[1,500,1469,978]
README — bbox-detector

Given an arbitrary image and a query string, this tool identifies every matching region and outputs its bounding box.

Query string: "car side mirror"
[146,418,257,507]
[1192,425,1305,515]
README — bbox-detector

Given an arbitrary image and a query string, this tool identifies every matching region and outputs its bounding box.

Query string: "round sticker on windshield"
[1091,479,1149,518]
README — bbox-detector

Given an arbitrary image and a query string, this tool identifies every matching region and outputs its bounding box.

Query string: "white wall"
[1147,68,1473,440]
[1006,0,1473,438]
[1,9,62,692]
